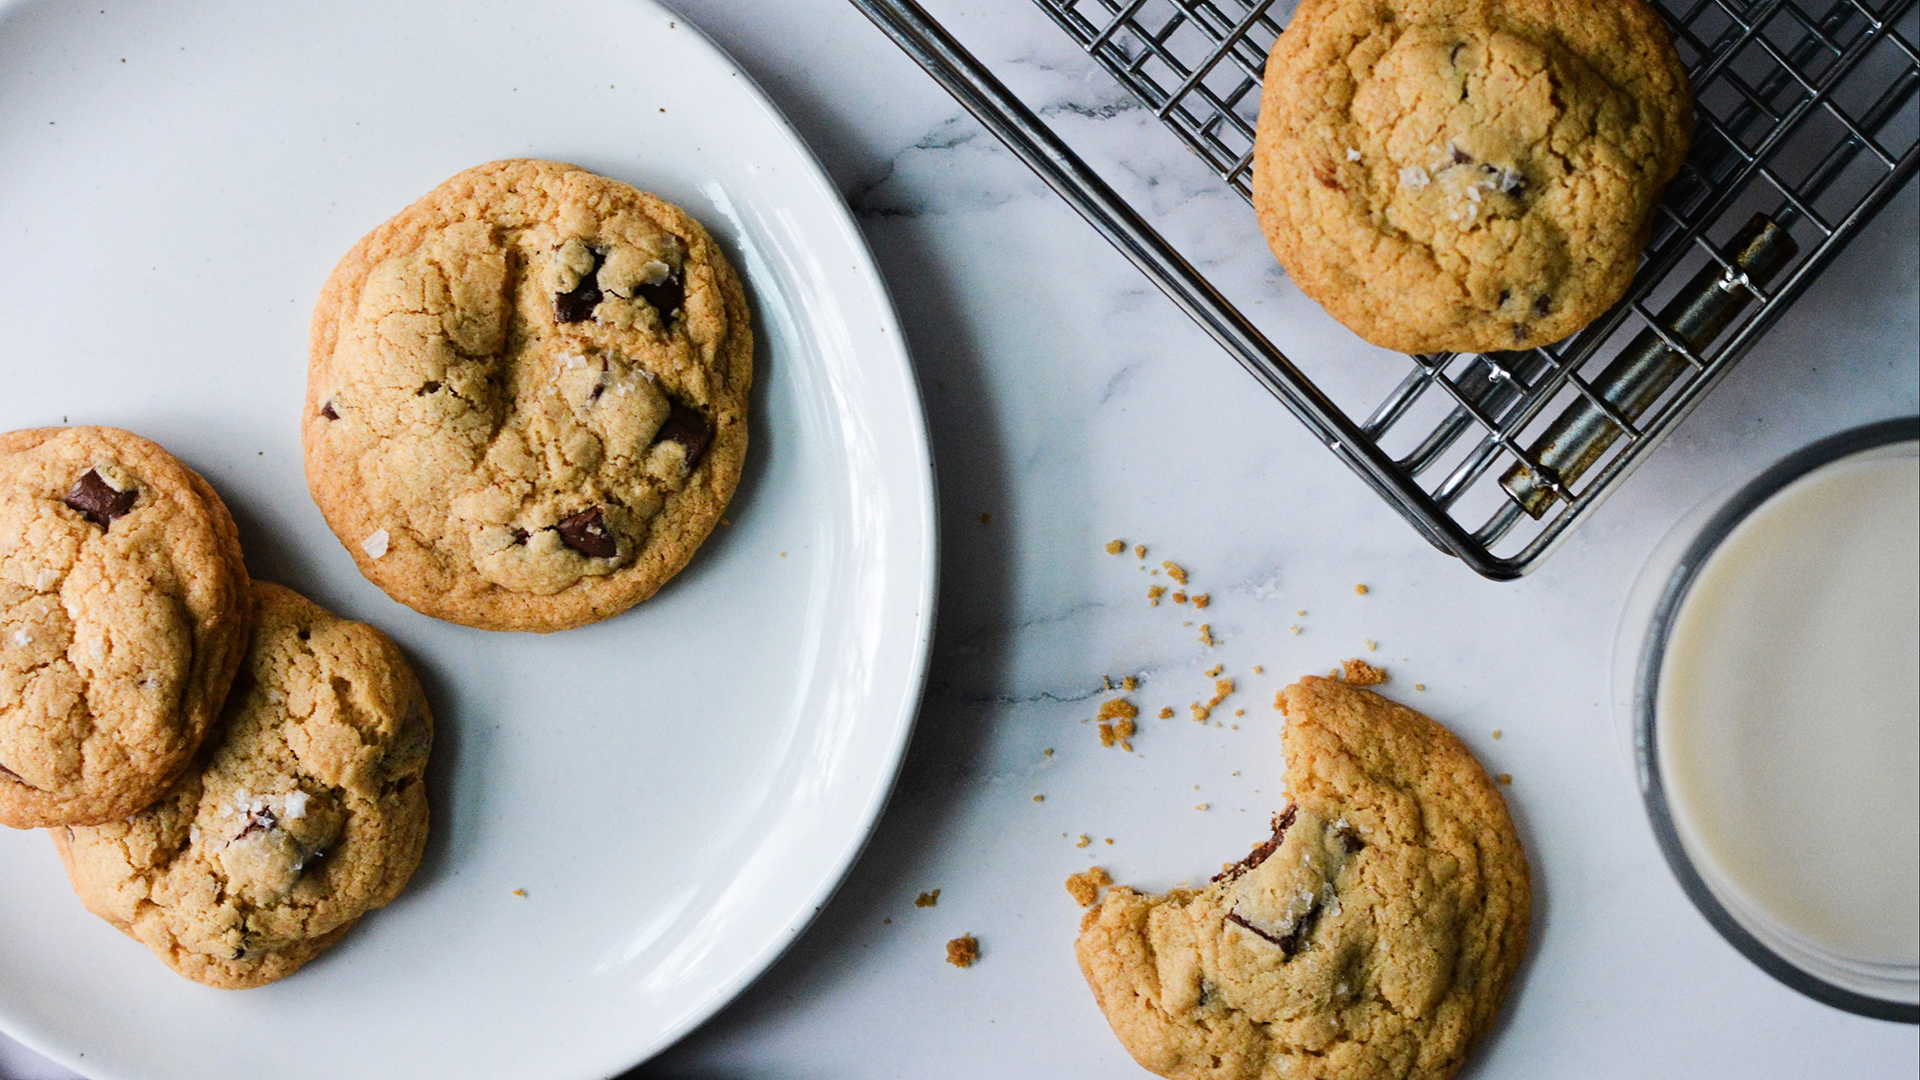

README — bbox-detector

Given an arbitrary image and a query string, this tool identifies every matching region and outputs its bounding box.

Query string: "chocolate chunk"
[509,527,529,546]
[1212,806,1297,883]
[320,400,339,420]
[294,847,326,877]
[1312,161,1345,192]
[1450,145,1474,165]
[236,806,277,840]
[63,469,138,529]
[555,248,606,323]
[418,381,441,395]
[653,401,713,468]
[1224,910,1291,950]
[1533,293,1552,316]
[554,507,617,559]
[1226,892,1324,959]
[1337,826,1366,854]
[634,271,685,321]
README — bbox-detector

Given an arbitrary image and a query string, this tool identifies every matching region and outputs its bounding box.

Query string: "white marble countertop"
[4,1,1916,1077]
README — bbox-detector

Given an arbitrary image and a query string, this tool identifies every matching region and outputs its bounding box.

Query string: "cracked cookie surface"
[1252,0,1691,353]
[305,159,753,631]
[1075,676,1530,1080]
[54,582,432,989]
[0,426,249,828]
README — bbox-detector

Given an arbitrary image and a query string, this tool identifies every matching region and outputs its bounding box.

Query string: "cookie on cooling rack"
[0,426,250,829]
[1252,0,1692,354]
[54,582,432,989]
[1075,676,1530,1080]
[305,159,752,632]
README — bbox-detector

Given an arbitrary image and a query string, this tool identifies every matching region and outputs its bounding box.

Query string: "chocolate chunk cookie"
[53,582,432,989]
[1075,677,1530,1080]
[0,427,250,828]
[305,159,753,632]
[1252,0,1692,353]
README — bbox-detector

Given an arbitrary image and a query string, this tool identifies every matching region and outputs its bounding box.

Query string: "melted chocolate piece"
[320,400,339,420]
[653,401,713,468]
[1226,895,1324,960]
[509,527,529,546]
[236,806,277,840]
[1337,826,1366,855]
[555,507,617,559]
[1212,806,1297,884]
[1449,144,1474,166]
[554,248,606,323]
[63,469,138,529]
[1534,293,1553,316]
[634,271,685,321]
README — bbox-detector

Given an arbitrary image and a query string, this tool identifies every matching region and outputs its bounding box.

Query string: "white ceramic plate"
[0,1,936,1077]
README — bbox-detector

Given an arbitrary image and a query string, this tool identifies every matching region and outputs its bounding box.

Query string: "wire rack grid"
[851,0,1920,578]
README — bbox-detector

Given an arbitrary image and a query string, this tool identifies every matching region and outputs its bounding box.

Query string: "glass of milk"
[1616,417,1919,1022]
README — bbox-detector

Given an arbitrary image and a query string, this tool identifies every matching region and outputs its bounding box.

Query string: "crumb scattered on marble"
[1205,664,1223,678]
[1297,609,1308,617]
[1065,866,1112,908]
[1163,561,1189,585]
[1366,640,1378,652]
[1198,624,1215,646]
[1076,833,1092,848]
[1492,729,1503,739]
[1105,838,1114,845]
[1193,593,1210,608]
[1105,539,1125,555]
[1097,698,1138,750]
[1341,658,1388,686]
[1158,706,1174,719]
[916,890,941,908]
[1044,747,1054,757]
[1290,625,1302,635]
[1415,683,1427,691]
[1122,675,1138,691]
[1134,544,1147,559]
[1172,591,1189,604]
[512,888,527,898]
[1032,794,1045,802]
[1148,585,1166,606]
[1354,583,1370,595]
[1195,803,1210,811]
[1497,773,1513,786]
[946,935,980,968]
[1191,702,1210,722]
[1251,665,1264,674]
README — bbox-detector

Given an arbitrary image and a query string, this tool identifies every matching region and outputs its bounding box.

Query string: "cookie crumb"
[1032,794,1045,802]
[1366,640,1378,652]
[1195,803,1210,811]
[1157,706,1174,719]
[1497,773,1512,785]
[946,935,980,968]
[1252,665,1263,674]
[1105,539,1125,555]
[1076,833,1092,848]
[1044,747,1054,757]
[1234,709,1244,717]
[1492,729,1502,739]
[1341,658,1389,686]
[1192,593,1210,608]
[1205,664,1223,678]
[1096,699,1138,750]
[1162,561,1189,584]
[1065,866,1112,908]
[1415,683,1427,691]
[1290,625,1302,635]
[1209,679,1234,707]
[915,889,940,908]
[1198,624,1215,646]
[360,528,390,559]
[1148,585,1166,606]
[512,888,527,898]
[1134,544,1147,559]
[1172,591,1188,604]
[1105,838,1114,845]
[1354,583,1370,595]
[1297,609,1308,617]
[1122,676,1138,691]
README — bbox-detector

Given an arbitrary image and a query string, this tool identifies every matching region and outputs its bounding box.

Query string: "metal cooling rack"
[851,0,1920,578]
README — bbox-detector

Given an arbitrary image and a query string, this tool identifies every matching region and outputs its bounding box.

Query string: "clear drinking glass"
[1614,416,1920,1023]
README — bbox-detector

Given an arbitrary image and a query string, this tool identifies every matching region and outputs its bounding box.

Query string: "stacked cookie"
[0,427,433,989]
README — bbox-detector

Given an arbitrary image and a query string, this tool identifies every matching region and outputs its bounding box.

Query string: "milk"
[1657,445,1920,966]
